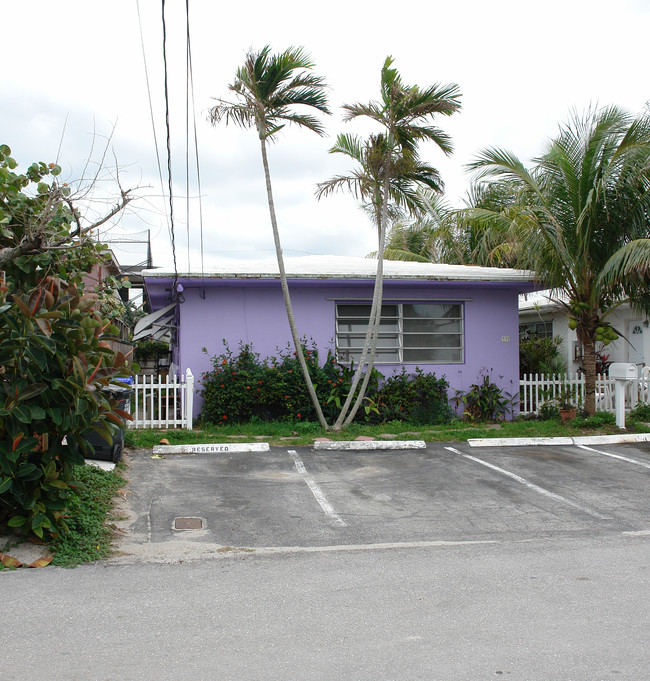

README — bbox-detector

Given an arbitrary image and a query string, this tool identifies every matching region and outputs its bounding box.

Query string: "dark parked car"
[82,383,133,463]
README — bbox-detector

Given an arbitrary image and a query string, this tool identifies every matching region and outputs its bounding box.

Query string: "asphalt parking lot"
[118,440,650,560]
[6,439,650,681]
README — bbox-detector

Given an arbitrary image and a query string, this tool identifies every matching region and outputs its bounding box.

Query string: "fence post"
[185,368,194,430]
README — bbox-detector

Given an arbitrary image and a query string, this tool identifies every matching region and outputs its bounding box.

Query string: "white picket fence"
[129,369,194,429]
[519,372,650,416]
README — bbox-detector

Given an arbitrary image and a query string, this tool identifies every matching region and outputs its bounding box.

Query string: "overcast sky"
[3,0,648,272]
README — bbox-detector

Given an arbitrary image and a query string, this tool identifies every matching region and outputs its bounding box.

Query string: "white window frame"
[335,302,464,364]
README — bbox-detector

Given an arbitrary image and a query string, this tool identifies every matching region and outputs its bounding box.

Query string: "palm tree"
[209,46,331,429]
[317,57,461,429]
[368,191,454,263]
[469,105,650,415]
[378,183,531,268]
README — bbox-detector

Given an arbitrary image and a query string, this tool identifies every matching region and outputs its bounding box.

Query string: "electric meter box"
[609,363,638,380]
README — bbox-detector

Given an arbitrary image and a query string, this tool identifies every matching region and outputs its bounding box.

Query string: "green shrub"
[134,339,169,361]
[0,145,134,541]
[377,367,453,425]
[538,402,560,421]
[453,372,515,421]
[200,341,342,424]
[0,278,133,539]
[520,336,565,376]
[628,403,650,422]
[573,411,616,429]
[199,342,453,426]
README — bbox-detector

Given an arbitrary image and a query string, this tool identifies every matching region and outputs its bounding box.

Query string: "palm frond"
[328,133,364,162]
[210,45,330,141]
[599,238,650,285]
[208,100,256,130]
[341,102,383,123]
[376,248,431,263]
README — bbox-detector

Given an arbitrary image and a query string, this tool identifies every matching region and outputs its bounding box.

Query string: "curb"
[313,440,426,451]
[153,443,270,455]
[468,433,650,448]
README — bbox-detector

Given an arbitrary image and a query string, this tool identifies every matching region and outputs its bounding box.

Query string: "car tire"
[111,441,123,464]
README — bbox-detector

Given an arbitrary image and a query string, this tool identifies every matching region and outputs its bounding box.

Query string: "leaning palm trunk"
[259,139,329,430]
[320,58,461,429]
[209,46,332,429]
[337,174,391,428]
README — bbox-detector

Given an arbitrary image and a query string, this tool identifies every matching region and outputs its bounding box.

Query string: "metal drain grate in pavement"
[173,517,204,530]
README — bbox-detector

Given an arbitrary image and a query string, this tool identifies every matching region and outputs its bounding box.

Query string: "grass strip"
[49,464,125,567]
[124,415,650,450]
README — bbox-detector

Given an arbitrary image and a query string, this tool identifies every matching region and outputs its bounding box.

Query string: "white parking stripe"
[288,450,347,526]
[577,445,650,470]
[444,447,612,520]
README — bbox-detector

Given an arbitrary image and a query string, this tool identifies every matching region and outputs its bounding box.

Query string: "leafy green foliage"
[199,342,452,426]
[0,276,132,538]
[200,342,341,424]
[0,145,109,284]
[468,106,650,415]
[49,463,125,567]
[628,403,650,423]
[134,339,170,361]
[519,336,566,376]
[572,412,616,429]
[0,146,134,540]
[537,401,560,421]
[374,367,453,424]
[453,372,515,421]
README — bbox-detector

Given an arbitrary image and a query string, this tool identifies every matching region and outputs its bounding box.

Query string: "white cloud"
[2,0,648,271]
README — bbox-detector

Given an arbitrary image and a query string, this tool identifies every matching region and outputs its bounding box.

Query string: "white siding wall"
[520,303,649,372]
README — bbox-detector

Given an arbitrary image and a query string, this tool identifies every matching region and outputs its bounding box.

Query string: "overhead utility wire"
[135,0,171,255]
[185,0,207,297]
[185,0,191,274]
[161,0,179,292]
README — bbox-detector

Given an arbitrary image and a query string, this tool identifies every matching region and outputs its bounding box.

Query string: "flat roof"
[143,255,537,283]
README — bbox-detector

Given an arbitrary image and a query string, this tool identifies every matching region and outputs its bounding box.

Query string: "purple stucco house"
[141,256,538,418]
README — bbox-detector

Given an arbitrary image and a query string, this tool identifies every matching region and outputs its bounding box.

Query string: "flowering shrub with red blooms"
[199,341,453,426]
[200,341,339,424]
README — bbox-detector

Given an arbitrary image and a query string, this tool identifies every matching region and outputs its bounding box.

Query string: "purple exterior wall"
[146,277,524,418]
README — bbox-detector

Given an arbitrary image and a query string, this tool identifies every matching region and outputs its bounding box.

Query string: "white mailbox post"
[609,363,638,428]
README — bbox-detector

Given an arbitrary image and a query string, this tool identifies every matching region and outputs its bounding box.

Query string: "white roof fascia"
[142,255,536,284]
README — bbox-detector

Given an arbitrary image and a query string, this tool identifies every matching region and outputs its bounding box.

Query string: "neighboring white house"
[519,291,649,373]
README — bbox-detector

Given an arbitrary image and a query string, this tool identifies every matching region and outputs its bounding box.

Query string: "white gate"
[129,369,194,429]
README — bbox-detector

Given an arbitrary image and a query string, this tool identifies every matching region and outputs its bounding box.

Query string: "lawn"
[124,413,650,450]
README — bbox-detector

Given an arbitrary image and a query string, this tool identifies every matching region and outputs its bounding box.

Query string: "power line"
[185,0,191,274]
[135,0,171,262]
[161,0,179,292]
[185,0,207,296]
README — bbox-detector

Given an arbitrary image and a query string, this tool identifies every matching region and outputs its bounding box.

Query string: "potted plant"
[556,385,579,423]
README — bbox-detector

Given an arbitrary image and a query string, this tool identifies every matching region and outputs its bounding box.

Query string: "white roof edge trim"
[140,255,537,283]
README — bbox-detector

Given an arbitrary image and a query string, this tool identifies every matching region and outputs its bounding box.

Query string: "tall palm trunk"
[259,137,329,430]
[339,173,391,428]
[581,337,597,416]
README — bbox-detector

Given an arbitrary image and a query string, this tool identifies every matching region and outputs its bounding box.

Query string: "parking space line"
[577,445,650,470]
[444,447,612,520]
[288,450,347,526]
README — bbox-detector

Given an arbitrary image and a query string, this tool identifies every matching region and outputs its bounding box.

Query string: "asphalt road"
[120,441,650,556]
[2,440,649,680]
